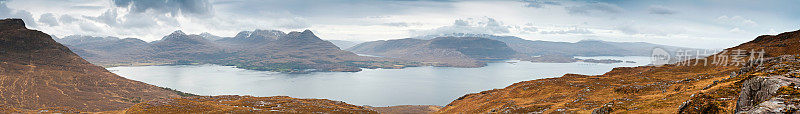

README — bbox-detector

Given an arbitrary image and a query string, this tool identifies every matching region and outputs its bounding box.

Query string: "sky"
[1,0,799,49]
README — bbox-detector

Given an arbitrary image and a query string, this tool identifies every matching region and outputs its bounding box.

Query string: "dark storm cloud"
[112,0,213,17]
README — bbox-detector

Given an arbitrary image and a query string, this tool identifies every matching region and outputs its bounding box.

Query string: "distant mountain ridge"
[348,37,518,67]
[413,33,700,57]
[58,29,414,73]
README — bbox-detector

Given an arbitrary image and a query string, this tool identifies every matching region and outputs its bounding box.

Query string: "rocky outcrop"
[0,18,25,31]
[736,76,790,111]
[736,76,800,113]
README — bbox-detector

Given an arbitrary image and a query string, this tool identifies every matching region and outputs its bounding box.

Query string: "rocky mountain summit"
[348,37,517,67]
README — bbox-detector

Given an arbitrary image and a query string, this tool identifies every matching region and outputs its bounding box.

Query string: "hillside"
[124,95,378,113]
[414,33,698,57]
[58,29,416,73]
[0,18,181,112]
[347,37,517,67]
[437,30,800,113]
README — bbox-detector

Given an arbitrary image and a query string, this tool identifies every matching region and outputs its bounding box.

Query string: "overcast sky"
[1,0,798,49]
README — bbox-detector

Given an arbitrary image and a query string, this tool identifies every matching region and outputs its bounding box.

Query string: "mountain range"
[56,29,416,73]
[348,37,518,67]
[0,18,381,113]
[412,33,699,57]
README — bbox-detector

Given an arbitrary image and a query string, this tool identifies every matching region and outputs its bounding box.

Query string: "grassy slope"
[439,30,800,113]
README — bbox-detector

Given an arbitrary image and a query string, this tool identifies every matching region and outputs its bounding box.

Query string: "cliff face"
[438,30,800,113]
[0,18,180,112]
[348,37,517,67]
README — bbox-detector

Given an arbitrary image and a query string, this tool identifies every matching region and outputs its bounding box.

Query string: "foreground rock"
[735,76,800,113]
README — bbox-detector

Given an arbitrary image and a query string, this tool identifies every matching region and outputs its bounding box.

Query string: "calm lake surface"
[108,56,651,106]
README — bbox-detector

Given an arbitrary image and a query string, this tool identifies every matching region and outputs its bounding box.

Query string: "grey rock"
[736,76,800,113]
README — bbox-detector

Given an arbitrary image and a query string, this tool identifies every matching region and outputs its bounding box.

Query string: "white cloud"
[717,15,758,26]
[566,2,623,15]
[79,21,103,32]
[409,17,511,36]
[521,0,560,8]
[522,26,538,32]
[38,13,58,26]
[540,27,593,34]
[648,5,676,15]
[112,0,213,17]
[58,14,78,24]
[0,1,36,27]
[729,27,745,33]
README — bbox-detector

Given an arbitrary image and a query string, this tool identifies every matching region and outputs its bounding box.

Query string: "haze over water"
[108,56,651,106]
